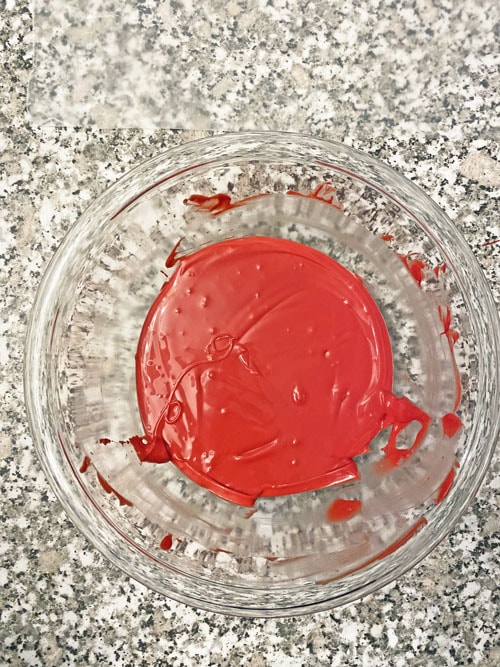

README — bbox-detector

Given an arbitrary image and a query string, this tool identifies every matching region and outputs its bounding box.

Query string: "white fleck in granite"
[1,1,499,665]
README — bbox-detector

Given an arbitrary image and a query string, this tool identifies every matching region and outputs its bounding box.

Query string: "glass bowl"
[24,132,499,616]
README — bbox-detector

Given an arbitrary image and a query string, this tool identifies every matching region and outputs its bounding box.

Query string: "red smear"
[317,517,428,585]
[130,433,171,464]
[481,239,500,247]
[327,498,362,522]
[361,517,427,564]
[79,456,91,474]
[435,466,456,504]
[213,548,232,554]
[381,234,394,241]
[160,534,173,551]
[377,396,431,471]
[165,237,185,269]
[244,508,258,519]
[438,305,462,411]
[438,305,460,346]
[433,262,447,277]
[287,182,343,210]
[183,192,270,216]
[96,472,132,507]
[441,413,463,438]
[398,253,428,287]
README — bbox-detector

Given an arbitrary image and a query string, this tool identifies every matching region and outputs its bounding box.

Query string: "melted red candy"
[399,253,428,287]
[160,534,173,551]
[183,192,270,216]
[438,305,462,412]
[441,412,463,438]
[79,455,91,474]
[327,499,362,522]
[96,472,132,507]
[435,467,456,504]
[134,236,430,506]
[287,182,342,209]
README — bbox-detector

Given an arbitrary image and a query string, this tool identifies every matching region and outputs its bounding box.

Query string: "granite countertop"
[1,1,499,665]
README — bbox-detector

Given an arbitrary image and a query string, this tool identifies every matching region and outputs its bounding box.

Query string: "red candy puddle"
[133,235,431,507]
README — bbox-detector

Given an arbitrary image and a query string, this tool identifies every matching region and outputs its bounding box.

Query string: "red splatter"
[327,498,362,522]
[435,465,457,504]
[287,182,343,210]
[165,237,185,268]
[438,305,460,345]
[398,253,428,287]
[99,438,111,445]
[381,234,394,241]
[96,472,132,507]
[160,534,173,551]
[79,456,91,473]
[433,262,447,278]
[438,305,462,411]
[441,413,463,438]
[365,518,427,561]
[213,548,232,554]
[183,192,270,216]
[378,396,431,471]
[439,305,460,349]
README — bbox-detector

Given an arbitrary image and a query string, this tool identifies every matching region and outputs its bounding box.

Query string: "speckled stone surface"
[26,0,500,136]
[1,1,499,665]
